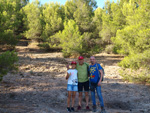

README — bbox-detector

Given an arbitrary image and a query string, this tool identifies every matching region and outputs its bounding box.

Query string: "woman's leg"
[67,91,72,107]
[72,91,76,107]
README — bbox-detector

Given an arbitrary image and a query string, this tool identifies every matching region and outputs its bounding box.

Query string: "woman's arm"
[66,72,71,80]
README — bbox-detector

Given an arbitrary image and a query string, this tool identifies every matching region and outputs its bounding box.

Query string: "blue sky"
[30,0,118,8]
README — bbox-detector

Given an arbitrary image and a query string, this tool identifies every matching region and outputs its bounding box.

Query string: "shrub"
[119,49,150,70]
[0,30,19,46]
[118,49,150,84]
[80,32,103,57]
[105,45,114,54]
[120,68,150,84]
[0,51,18,81]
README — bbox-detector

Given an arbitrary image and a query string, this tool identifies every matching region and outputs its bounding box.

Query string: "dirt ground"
[0,45,150,113]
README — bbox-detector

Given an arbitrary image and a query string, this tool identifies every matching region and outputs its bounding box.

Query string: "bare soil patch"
[0,47,150,113]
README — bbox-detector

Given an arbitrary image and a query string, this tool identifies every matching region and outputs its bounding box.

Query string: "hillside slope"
[0,47,150,113]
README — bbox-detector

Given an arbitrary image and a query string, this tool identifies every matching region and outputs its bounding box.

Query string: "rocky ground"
[0,44,150,113]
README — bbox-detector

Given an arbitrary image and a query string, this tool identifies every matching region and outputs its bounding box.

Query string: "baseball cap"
[71,61,77,65]
[78,56,84,60]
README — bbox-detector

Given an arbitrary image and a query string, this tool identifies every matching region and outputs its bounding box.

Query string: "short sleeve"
[67,70,71,73]
[98,64,102,70]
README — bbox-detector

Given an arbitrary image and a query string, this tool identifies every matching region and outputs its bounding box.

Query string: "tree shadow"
[1,76,150,113]
[64,53,124,66]
[1,51,150,113]
[85,54,124,66]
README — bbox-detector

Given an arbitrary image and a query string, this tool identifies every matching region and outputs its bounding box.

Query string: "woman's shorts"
[67,84,78,91]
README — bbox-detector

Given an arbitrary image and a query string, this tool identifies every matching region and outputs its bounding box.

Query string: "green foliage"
[58,20,83,57]
[0,30,18,46]
[119,49,150,70]
[58,19,102,57]
[99,0,112,45]
[64,0,77,21]
[105,44,114,54]
[110,2,126,35]
[40,2,64,49]
[39,32,61,50]
[112,0,150,70]
[22,0,42,39]
[120,68,150,84]
[81,32,103,56]
[92,7,103,39]
[0,51,18,81]
[64,0,97,32]
[111,0,150,84]
[0,0,23,47]
[1,0,150,85]
[73,0,94,33]
[100,1,126,46]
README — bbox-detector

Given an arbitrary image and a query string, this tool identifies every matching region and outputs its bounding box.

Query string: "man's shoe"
[71,107,75,112]
[77,105,81,110]
[92,105,96,112]
[67,107,71,112]
[101,108,106,113]
[86,106,90,110]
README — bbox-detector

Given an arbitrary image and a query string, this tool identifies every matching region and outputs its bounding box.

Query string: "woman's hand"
[66,64,69,70]
[66,72,71,80]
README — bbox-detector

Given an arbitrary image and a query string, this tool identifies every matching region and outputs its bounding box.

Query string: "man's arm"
[98,69,103,86]
[85,62,90,77]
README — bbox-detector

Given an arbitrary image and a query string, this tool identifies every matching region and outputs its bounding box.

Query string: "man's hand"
[98,81,101,86]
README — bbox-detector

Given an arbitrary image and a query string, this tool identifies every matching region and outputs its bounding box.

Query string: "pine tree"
[110,2,126,37]
[0,0,24,47]
[40,2,64,49]
[58,20,83,57]
[112,0,150,69]
[64,0,77,21]
[92,7,103,38]
[22,0,42,40]
[100,0,112,44]
[73,0,97,33]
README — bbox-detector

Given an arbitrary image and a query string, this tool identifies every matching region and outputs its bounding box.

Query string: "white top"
[67,69,78,85]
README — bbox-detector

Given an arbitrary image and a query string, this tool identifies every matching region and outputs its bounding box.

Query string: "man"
[89,56,105,113]
[76,56,90,111]
[67,56,90,111]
